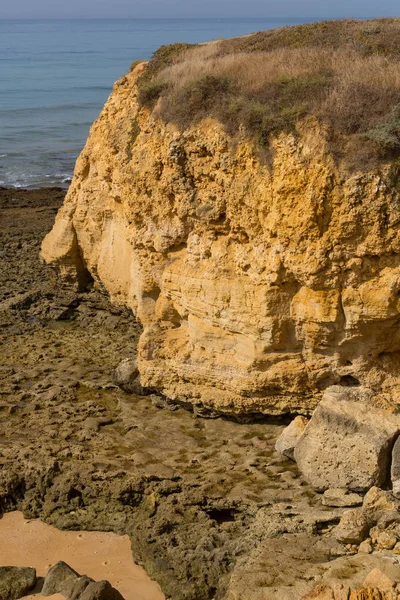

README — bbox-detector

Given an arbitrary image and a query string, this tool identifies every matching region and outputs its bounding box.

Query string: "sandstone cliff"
[41,62,400,416]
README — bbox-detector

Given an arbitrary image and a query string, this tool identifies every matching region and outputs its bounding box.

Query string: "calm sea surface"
[0,18,312,189]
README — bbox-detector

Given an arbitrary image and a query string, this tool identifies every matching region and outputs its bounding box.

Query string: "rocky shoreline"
[3,187,400,599]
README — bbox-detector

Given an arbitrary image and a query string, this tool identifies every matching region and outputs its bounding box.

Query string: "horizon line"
[0,16,392,21]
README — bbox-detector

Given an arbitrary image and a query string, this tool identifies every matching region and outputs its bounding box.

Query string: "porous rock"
[334,508,370,544]
[41,63,400,417]
[294,387,400,491]
[275,415,308,460]
[362,487,399,526]
[0,566,36,600]
[358,540,373,554]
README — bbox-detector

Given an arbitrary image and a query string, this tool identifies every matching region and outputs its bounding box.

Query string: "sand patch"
[0,512,164,600]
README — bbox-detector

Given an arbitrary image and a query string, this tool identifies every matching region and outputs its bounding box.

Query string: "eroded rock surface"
[41,63,400,416]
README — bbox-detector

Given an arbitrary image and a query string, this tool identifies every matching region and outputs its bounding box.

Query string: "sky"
[1,0,399,20]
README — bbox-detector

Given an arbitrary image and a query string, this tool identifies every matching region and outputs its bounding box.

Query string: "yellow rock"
[41,64,400,415]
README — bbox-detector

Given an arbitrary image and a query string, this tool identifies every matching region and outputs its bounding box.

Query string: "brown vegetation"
[136,19,400,170]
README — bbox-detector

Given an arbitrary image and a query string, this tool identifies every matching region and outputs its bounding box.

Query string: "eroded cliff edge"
[41,62,400,417]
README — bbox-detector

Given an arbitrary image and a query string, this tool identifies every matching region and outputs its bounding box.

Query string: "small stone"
[376,530,398,550]
[394,542,400,554]
[0,566,36,600]
[369,526,380,544]
[322,488,363,508]
[363,567,396,590]
[275,416,308,461]
[358,539,373,554]
[334,508,370,544]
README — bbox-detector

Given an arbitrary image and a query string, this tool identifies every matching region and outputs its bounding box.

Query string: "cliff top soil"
[137,18,400,172]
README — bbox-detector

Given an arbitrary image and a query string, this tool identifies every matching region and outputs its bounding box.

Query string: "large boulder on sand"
[41,561,81,596]
[0,567,36,600]
[294,386,400,492]
[42,561,124,600]
[79,580,125,600]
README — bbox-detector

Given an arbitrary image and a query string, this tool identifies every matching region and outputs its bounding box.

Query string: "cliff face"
[42,64,400,416]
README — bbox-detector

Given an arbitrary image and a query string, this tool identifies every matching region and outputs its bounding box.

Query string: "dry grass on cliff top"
[137,19,400,172]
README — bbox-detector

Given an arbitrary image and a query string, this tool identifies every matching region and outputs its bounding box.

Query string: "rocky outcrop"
[41,63,400,416]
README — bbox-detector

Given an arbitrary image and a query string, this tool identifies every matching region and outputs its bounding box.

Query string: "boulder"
[41,562,124,600]
[362,487,400,527]
[41,561,80,596]
[334,508,370,544]
[111,358,144,394]
[358,540,373,554]
[79,580,124,600]
[294,387,400,491]
[0,566,36,600]
[275,416,308,460]
[322,488,363,508]
[63,575,94,600]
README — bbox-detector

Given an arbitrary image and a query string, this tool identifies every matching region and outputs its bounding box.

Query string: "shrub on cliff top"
[136,19,400,170]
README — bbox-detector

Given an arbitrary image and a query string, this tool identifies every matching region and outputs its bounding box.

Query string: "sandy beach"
[0,512,164,600]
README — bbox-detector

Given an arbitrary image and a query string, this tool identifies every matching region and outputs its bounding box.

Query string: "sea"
[0,18,313,189]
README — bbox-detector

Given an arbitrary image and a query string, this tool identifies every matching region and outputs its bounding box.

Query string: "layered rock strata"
[42,63,400,415]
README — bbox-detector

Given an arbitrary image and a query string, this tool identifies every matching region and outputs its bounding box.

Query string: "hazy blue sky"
[1,0,399,20]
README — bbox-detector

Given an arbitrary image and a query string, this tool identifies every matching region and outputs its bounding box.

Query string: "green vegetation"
[135,19,400,170]
[138,42,197,84]
[130,59,145,72]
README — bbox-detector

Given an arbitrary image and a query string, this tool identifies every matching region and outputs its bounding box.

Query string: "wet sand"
[0,512,164,600]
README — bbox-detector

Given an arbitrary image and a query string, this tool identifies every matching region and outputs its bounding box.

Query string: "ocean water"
[0,18,312,189]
